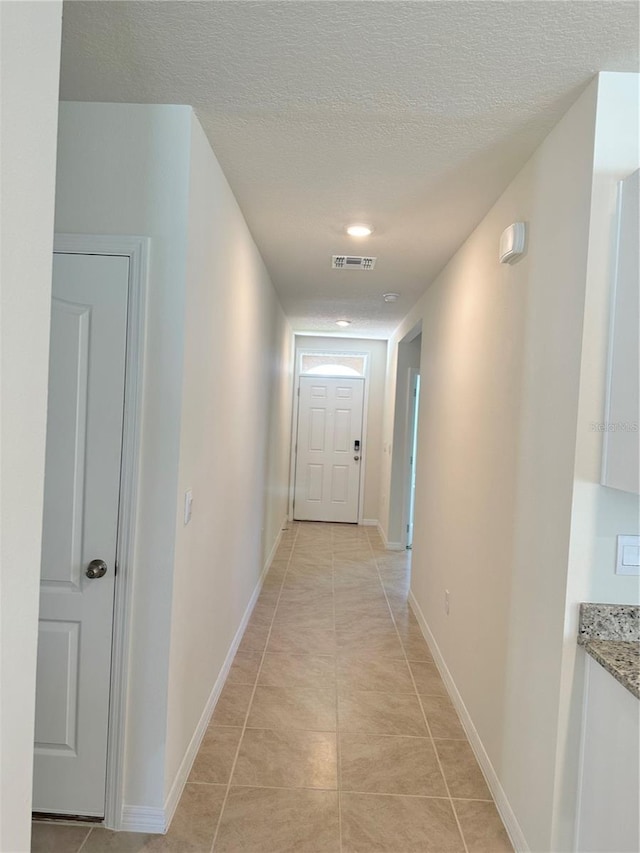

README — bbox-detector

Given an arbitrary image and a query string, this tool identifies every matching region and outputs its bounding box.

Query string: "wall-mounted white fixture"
[347,224,373,237]
[616,534,640,575]
[383,292,400,303]
[184,489,193,526]
[336,319,351,327]
[499,222,527,264]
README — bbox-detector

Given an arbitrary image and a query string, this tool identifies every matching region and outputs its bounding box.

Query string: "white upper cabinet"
[601,169,640,494]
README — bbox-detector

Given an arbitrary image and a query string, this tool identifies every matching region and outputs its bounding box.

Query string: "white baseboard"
[161,661,230,832]
[120,806,166,834]
[360,518,379,527]
[264,517,289,566]
[122,518,287,835]
[377,521,404,551]
[408,591,529,853]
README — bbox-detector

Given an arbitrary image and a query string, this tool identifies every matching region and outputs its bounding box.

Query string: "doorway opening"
[406,371,421,549]
[388,326,422,550]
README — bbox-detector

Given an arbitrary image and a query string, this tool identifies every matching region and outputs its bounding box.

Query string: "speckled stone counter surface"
[578,603,640,699]
[581,640,639,699]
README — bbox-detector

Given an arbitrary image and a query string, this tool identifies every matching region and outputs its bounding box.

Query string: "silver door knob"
[354,455,360,461]
[86,559,107,579]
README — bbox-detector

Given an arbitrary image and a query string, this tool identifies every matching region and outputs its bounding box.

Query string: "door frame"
[50,234,149,830]
[288,350,370,524]
[292,375,366,523]
[401,368,420,549]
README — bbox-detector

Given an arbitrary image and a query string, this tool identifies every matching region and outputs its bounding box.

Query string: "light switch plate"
[184,489,193,526]
[616,534,640,575]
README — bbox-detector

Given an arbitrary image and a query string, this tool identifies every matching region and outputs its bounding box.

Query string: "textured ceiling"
[59,1,639,338]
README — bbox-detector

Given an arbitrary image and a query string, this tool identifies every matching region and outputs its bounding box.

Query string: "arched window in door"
[305,364,360,377]
[299,352,366,377]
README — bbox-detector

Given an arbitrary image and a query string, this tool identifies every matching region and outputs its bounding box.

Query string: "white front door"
[33,252,129,817]
[294,376,364,523]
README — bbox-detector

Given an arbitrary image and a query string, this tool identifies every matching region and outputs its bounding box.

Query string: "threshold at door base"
[33,812,103,824]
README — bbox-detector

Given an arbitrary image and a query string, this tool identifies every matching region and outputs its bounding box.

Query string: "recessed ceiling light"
[383,292,400,303]
[336,319,351,327]
[346,224,373,238]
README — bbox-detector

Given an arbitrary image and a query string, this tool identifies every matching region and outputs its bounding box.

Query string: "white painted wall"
[293,336,387,522]
[567,72,640,605]
[0,4,62,850]
[55,102,193,810]
[55,103,293,819]
[263,311,295,560]
[164,113,293,801]
[553,72,640,852]
[381,79,600,851]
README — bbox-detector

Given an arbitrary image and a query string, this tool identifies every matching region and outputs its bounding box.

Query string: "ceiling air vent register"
[332,255,377,270]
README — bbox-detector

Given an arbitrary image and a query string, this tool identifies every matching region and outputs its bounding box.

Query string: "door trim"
[401,368,420,549]
[292,375,365,523]
[52,234,149,830]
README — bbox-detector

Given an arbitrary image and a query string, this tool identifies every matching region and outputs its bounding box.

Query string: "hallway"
[32,522,512,852]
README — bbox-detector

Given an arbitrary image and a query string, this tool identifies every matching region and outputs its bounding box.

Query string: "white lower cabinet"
[576,654,639,852]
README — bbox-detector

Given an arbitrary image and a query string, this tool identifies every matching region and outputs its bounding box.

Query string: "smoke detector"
[383,292,400,303]
[332,255,376,270]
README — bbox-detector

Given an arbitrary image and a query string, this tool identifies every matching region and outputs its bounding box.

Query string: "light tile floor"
[32,522,513,853]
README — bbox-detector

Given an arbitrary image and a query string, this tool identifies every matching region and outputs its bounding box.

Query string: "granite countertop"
[581,639,639,699]
[578,603,640,700]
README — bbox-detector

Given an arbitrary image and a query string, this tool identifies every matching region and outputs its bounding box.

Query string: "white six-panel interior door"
[293,376,364,523]
[33,252,129,817]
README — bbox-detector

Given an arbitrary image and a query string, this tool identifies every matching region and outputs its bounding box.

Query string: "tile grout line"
[331,528,343,853]
[208,721,468,739]
[142,777,495,803]
[75,826,93,852]
[373,536,471,853]
[368,533,471,853]
[208,522,301,853]
[190,780,494,800]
